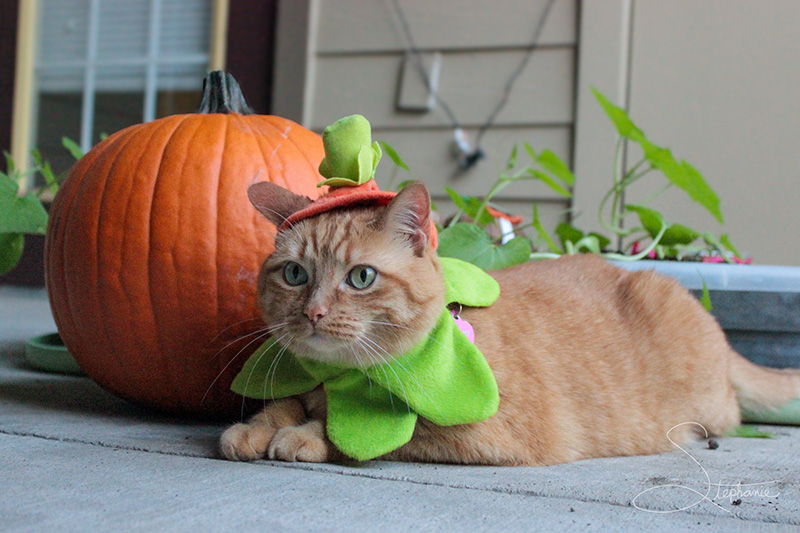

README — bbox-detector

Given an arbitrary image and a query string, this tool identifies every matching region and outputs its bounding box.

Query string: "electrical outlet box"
[396,52,441,112]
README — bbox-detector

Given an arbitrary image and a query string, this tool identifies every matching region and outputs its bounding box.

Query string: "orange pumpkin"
[45,72,325,418]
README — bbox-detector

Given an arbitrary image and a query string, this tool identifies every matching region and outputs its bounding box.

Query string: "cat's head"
[247,181,445,367]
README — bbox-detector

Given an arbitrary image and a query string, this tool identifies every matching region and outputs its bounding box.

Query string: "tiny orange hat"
[280,115,438,249]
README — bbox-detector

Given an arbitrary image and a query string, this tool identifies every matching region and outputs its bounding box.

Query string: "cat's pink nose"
[305,305,328,326]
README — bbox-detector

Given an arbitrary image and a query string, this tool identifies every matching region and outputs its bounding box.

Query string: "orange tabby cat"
[220,181,800,466]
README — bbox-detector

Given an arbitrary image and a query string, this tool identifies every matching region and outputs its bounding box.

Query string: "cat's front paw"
[219,422,276,461]
[267,421,329,462]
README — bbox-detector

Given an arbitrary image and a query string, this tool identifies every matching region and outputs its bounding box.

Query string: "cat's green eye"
[347,265,377,290]
[283,261,309,286]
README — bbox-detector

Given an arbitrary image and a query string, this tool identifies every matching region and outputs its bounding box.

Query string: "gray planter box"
[616,261,800,369]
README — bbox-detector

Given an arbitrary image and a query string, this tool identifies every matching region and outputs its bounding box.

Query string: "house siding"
[273,0,578,229]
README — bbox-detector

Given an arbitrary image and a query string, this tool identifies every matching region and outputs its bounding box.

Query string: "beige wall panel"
[627,0,800,266]
[571,0,631,239]
[309,48,575,129]
[316,0,577,53]
[372,126,572,200]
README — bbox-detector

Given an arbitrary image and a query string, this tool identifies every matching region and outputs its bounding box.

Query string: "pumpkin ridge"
[119,116,187,384]
[72,123,144,390]
[46,131,122,365]
[152,114,211,411]
[257,117,294,191]
[210,115,277,408]
[210,115,230,404]
[244,115,293,193]
[260,117,322,185]
[94,121,169,395]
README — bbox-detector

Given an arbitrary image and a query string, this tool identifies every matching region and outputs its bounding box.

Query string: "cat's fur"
[220,181,800,466]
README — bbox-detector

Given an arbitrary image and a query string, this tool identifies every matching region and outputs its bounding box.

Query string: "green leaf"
[527,170,572,198]
[536,149,575,186]
[505,145,518,171]
[522,142,537,162]
[555,222,584,249]
[532,205,562,254]
[0,173,49,234]
[378,141,410,171]
[593,87,723,224]
[700,278,713,312]
[625,204,662,234]
[4,151,16,177]
[640,141,723,223]
[572,235,603,254]
[626,204,700,246]
[591,87,645,142]
[444,188,495,226]
[62,137,84,160]
[701,232,732,263]
[588,232,611,250]
[437,223,532,271]
[727,425,776,439]
[0,233,25,275]
[32,150,60,194]
[719,234,742,260]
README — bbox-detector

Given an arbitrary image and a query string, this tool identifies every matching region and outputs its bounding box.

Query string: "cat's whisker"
[362,334,434,408]
[275,225,307,254]
[362,319,446,349]
[359,337,412,415]
[202,326,285,409]
[200,322,289,365]
[346,343,373,393]
[265,336,296,407]
[233,332,290,419]
[356,338,397,412]
[200,326,276,404]
[209,315,267,343]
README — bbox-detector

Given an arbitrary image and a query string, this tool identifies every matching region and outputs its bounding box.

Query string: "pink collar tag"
[451,309,475,344]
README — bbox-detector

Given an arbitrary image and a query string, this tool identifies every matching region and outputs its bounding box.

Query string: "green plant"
[0,138,82,275]
[428,88,742,270]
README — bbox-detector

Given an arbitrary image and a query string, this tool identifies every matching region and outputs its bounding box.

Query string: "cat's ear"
[378,181,432,256]
[247,181,313,227]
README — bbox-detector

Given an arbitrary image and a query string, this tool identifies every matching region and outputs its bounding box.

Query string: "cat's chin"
[294,333,357,364]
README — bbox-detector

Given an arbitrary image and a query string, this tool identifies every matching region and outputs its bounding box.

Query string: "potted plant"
[415,89,800,382]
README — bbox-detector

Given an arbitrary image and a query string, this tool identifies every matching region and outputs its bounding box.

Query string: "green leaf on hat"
[317,115,383,188]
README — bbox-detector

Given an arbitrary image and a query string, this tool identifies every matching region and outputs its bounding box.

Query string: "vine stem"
[597,162,651,238]
[602,220,668,261]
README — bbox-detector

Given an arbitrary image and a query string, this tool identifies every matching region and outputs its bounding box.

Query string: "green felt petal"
[324,371,417,460]
[440,257,500,307]
[230,338,320,399]
[366,309,499,426]
[371,140,382,171]
[317,176,365,188]
[356,144,374,184]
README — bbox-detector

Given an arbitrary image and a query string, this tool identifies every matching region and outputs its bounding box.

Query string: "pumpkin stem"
[198,71,253,115]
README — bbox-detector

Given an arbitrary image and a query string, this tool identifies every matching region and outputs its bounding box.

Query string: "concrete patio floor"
[1,285,799,531]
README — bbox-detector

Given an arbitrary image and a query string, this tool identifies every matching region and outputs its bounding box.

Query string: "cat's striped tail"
[729,352,800,414]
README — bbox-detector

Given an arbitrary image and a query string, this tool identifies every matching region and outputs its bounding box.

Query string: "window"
[29,0,217,177]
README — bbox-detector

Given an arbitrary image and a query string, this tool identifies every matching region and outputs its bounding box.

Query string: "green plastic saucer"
[25,333,85,376]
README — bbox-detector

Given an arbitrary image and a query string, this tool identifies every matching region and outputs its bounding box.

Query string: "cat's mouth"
[299,329,356,355]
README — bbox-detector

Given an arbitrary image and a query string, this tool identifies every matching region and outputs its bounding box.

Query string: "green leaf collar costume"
[231,257,500,461]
